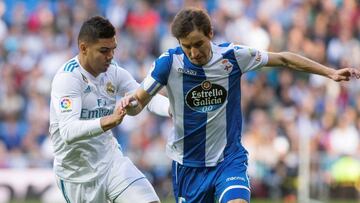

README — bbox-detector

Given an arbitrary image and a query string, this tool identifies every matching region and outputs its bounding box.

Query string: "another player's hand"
[330,68,360,82]
[119,94,141,115]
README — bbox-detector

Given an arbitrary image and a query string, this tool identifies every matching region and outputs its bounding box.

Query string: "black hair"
[78,16,115,43]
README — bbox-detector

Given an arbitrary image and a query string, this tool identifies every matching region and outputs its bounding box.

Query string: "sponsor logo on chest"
[185,80,227,113]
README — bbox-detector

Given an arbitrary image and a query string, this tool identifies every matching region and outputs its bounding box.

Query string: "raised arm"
[267,52,360,81]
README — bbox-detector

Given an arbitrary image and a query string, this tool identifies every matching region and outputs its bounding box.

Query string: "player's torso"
[51,59,124,182]
[79,71,117,120]
[165,45,244,166]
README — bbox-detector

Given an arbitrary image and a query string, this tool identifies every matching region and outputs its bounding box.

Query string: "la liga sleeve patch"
[60,97,73,112]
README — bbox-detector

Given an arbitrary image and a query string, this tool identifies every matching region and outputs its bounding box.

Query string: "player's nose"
[191,47,200,58]
[107,49,115,60]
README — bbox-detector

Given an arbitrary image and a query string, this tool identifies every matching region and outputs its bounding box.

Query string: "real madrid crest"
[106,82,115,95]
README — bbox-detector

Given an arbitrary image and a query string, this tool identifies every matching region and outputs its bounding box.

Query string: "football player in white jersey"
[49,16,169,203]
[119,7,360,203]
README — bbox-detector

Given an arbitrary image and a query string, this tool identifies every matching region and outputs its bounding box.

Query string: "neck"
[78,54,98,77]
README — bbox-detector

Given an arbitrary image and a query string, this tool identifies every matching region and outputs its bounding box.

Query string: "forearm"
[100,114,123,131]
[124,100,144,116]
[59,119,104,144]
[124,88,152,116]
[277,52,336,78]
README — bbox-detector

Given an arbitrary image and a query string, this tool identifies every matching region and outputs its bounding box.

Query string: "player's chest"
[81,77,117,108]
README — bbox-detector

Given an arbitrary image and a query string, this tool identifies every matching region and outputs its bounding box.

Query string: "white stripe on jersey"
[165,53,185,165]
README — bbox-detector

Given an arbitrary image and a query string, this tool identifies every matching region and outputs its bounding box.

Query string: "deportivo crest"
[221,59,233,72]
[185,80,227,113]
[106,82,115,95]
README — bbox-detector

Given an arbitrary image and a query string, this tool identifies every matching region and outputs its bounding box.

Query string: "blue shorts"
[171,154,250,203]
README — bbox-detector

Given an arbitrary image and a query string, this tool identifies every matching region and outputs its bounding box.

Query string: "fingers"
[350,68,360,79]
[336,68,360,81]
[118,95,136,109]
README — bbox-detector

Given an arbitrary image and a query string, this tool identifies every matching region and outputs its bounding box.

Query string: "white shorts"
[55,154,159,203]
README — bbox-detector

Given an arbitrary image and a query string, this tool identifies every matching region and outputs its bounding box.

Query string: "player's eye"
[182,45,191,50]
[99,49,110,54]
[193,42,203,48]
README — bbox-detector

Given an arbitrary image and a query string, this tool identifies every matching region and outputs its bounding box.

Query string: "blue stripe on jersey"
[222,49,243,157]
[63,60,76,72]
[60,180,71,203]
[151,50,174,85]
[182,55,207,166]
[69,64,79,72]
[218,42,231,47]
[147,80,160,94]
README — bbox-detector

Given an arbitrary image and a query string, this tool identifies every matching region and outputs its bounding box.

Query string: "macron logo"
[177,68,197,76]
[226,176,245,182]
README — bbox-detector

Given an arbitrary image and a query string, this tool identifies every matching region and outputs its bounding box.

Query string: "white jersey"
[142,42,268,167]
[49,56,139,182]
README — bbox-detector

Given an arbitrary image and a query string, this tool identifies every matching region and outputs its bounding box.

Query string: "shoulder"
[106,60,133,79]
[52,59,83,90]
[154,47,183,69]
[157,47,183,60]
[212,42,236,55]
[54,58,82,80]
[105,61,139,90]
[59,58,81,74]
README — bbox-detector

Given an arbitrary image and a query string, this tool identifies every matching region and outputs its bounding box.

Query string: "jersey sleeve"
[233,45,268,73]
[51,73,103,144]
[141,51,172,96]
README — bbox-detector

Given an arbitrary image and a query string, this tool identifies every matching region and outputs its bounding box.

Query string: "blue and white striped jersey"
[142,42,268,167]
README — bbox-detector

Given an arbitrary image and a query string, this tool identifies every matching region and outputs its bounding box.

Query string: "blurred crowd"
[0,0,360,201]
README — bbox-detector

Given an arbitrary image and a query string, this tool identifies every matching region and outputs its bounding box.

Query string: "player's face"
[179,29,213,66]
[84,37,117,75]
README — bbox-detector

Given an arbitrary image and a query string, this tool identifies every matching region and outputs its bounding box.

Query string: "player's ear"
[79,42,87,55]
[208,29,214,39]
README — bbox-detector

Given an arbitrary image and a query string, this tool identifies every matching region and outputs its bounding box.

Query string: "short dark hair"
[171,7,212,39]
[78,16,115,44]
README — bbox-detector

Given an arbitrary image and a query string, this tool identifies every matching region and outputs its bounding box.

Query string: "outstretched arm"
[267,52,360,81]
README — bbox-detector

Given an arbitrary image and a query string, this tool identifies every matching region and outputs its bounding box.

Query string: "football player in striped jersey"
[120,7,360,203]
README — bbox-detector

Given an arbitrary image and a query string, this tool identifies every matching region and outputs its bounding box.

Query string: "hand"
[100,105,126,131]
[119,94,141,115]
[330,68,360,82]
[113,105,126,125]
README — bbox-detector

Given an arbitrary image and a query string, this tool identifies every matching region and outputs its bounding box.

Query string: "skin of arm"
[120,88,153,116]
[267,52,360,81]
[100,106,126,132]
